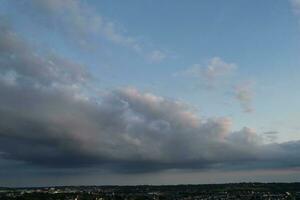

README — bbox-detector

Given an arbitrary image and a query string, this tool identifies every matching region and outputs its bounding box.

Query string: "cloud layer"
[0,24,300,173]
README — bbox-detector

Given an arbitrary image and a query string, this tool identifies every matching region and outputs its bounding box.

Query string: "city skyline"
[0,0,300,186]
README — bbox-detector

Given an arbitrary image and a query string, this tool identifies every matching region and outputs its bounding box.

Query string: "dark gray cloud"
[0,23,300,173]
[263,131,278,143]
[0,22,90,87]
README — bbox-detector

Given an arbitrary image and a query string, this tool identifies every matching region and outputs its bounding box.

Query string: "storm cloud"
[0,21,300,173]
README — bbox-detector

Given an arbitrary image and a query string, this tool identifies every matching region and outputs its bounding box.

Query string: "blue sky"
[1,0,300,186]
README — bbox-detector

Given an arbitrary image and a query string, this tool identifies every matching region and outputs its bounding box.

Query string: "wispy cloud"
[148,50,167,63]
[176,57,256,113]
[290,0,300,15]
[11,0,167,62]
[177,57,237,88]
[234,81,255,113]
[32,0,138,48]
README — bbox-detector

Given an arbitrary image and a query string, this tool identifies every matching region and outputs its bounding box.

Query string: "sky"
[0,0,300,187]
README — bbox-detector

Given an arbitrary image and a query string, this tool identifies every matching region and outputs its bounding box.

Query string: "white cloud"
[234,81,255,113]
[180,57,237,88]
[148,50,167,62]
[176,57,256,113]
[200,57,237,80]
[20,0,166,61]
[31,0,136,47]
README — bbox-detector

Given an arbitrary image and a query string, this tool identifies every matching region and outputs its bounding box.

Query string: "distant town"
[1,183,300,200]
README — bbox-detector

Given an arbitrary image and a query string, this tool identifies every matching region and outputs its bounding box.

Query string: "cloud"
[176,57,257,113]
[291,0,300,15]
[234,81,254,113]
[0,21,90,88]
[9,0,166,61]
[263,131,279,143]
[148,50,167,63]
[179,57,237,88]
[31,0,134,47]
[175,57,257,113]
[0,24,300,173]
